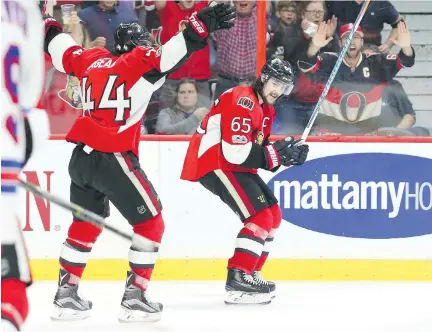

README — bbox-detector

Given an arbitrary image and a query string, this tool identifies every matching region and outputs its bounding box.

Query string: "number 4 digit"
[99,75,131,122]
[82,75,131,122]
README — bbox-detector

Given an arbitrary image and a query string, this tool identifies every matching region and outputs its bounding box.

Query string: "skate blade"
[224,291,272,305]
[51,305,91,321]
[118,307,162,323]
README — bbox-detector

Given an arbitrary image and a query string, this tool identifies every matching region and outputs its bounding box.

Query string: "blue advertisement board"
[267,153,432,239]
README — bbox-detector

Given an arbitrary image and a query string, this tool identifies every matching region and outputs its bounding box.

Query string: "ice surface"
[25,281,432,332]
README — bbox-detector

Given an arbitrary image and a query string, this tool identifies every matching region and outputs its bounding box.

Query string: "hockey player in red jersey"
[42,2,235,322]
[181,57,309,305]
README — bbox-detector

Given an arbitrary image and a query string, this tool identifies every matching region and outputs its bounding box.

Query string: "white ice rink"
[24,281,432,332]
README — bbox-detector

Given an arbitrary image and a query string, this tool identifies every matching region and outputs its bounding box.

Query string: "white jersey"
[1,0,47,193]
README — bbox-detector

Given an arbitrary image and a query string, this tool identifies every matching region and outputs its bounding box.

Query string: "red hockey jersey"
[47,32,191,156]
[181,86,275,182]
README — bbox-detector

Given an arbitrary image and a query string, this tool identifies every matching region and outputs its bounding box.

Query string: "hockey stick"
[299,0,372,142]
[19,179,133,241]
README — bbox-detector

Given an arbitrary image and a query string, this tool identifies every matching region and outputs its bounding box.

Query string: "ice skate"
[225,268,272,305]
[252,270,276,299]
[51,270,92,321]
[118,271,163,323]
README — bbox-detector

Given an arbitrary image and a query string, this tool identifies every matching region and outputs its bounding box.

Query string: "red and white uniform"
[47,32,190,156]
[181,86,275,181]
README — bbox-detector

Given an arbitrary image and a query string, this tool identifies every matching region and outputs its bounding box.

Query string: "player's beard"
[262,92,280,106]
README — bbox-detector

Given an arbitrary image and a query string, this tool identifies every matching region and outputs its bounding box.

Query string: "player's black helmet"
[114,22,151,54]
[252,56,295,98]
[261,56,295,87]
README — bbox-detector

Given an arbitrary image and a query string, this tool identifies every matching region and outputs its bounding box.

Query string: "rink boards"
[19,137,432,281]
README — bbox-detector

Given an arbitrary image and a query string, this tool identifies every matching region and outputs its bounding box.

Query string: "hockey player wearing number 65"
[42,2,235,322]
[181,57,309,305]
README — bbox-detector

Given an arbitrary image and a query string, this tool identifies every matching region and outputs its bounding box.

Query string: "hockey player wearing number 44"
[42,2,235,323]
[181,57,309,305]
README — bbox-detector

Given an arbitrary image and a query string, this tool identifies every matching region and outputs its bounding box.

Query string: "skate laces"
[138,288,155,305]
[252,271,269,285]
[243,272,260,286]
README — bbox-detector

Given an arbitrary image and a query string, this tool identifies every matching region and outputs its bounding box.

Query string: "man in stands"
[298,21,415,134]
[327,0,403,54]
[155,0,212,109]
[78,0,138,49]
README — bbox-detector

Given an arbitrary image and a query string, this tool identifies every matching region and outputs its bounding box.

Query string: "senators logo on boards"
[237,97,254,111]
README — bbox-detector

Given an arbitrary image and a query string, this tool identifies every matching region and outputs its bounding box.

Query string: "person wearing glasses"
[270,0,340,135]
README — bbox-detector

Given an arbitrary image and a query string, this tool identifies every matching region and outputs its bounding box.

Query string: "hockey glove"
[291,143,309,166]
[43,15,62,37]
[185,2,235,42]
[263,137,309,170]
[43,15,63,53]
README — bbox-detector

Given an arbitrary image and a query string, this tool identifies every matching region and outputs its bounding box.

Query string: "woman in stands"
[156,78,210,134]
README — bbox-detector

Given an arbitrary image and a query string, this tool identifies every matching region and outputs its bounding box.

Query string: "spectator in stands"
[378,79,416,130]
[213,0,271,99]
[134,1,161,32]
[268,1,301,59]
[326,0,402,54]
[78,0,138,50]
[155,0,212,110]
[298,22,415,135]
[156,79,209,134]
[271,0,339,135]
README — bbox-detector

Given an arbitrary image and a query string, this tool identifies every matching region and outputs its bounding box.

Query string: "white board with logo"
[19,139,432,260]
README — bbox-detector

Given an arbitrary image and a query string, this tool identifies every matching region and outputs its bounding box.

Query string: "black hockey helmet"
[252,56,295,99]
[114,22,151,54]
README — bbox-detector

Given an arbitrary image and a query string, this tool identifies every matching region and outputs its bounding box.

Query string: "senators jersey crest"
[57,75,83,109]
[237,97,254,111]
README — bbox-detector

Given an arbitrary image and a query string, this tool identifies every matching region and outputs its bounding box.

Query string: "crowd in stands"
[40,0,430,137]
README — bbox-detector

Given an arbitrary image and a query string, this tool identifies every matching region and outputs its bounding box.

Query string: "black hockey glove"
[263,137,309,170]
[291,143,309,166]
[199,2,235,33]
[185,2,235,42]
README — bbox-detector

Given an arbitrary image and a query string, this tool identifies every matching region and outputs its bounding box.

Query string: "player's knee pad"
[132,213,165,247]
[243,208,273,239]
[68,219,102,244]
[1,279,29,330]
[269,204,282,232]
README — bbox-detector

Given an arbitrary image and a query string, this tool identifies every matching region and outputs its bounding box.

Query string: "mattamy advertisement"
[266,152,431,239]
[19,140,432,281]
